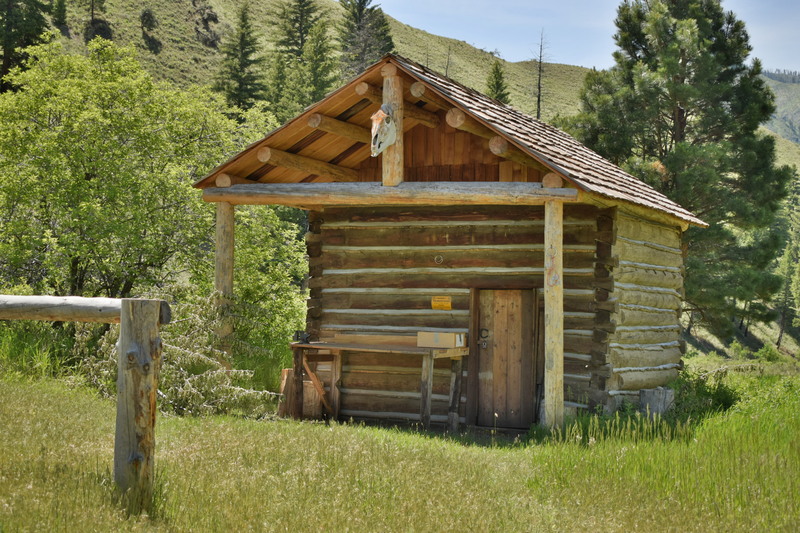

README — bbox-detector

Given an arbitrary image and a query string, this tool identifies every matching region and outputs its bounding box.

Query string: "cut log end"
[381,63,398,77]
[446,108,466,128]
[542,172,564,188]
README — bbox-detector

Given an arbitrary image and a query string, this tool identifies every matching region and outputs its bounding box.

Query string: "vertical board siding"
[357,124,543,182]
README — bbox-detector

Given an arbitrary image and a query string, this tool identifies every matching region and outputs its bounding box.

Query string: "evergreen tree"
[265,52,302,123]
[301,20,337,104]
[214,3,266,113]
[52,0,68,27]
[273,0,322,60]
[562,0,795,336]
[338,0,394,79]
[268,0,336,122]
[0,0,49,91]
[486,59,510,104]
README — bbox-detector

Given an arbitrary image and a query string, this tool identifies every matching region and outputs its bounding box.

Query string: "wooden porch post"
[215,201,234,367]
[381,63,404,187]
[543,173,565,428]
[420,352,434,429]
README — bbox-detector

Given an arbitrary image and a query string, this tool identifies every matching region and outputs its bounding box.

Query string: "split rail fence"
[0,295,171,510]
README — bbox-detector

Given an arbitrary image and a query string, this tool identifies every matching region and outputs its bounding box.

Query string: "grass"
[1,364,799,532]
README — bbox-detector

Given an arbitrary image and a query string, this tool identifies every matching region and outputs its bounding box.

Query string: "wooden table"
[290,342,468,430]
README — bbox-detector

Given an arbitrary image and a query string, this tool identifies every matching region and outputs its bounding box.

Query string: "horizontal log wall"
[306,205,606,421]
[606,212,684,407]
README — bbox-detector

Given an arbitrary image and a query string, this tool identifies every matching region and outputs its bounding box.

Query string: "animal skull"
[370,104,397,157]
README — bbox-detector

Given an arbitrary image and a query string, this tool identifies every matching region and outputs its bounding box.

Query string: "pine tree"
[268,0,336,121]
[486,59,510,104]
[273,0,322,60]
[52,0,68,27]
[562,0,796,336]
[302,20,337,103]
[338,0,394,79]
[0,0,49,91]
[214,3,266,113]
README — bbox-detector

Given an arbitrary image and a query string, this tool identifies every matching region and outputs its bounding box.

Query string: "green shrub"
[754,344,782,362]
[667,369,740,422]
[729,340,751,360]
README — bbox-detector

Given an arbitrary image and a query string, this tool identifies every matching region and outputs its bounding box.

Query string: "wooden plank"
[477,290,494,426]
[420,353,434,428]
[203,182,579,208]
[331,352,342,419]
[332,333,418,346]
[448,357,463,432]
[492,291,510,427]
[465,288,480,425]
[543,199,564,428]
[303,359,333,414]
[291,347,304,419]
[114,299,162,512]
[520,289,535,425]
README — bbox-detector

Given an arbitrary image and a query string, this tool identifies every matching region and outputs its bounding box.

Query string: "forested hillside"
[51,0,800,159]
[1,0,798,393]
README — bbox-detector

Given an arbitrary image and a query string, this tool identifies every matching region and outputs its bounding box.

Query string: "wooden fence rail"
[0,295,171,511]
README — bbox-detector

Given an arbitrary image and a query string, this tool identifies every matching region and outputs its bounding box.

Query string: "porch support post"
[420,352,434,429]
[543,175,565,428]
[381,63,404,187]
[215,201,234,367]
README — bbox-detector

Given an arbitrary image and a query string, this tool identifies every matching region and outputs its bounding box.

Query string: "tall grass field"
[1,359,798,532]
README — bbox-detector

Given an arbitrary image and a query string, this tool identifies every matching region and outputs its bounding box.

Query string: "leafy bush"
[754,344,783,362]
[728,340,751,360]
[74,294,283,418]
[667,369,740,422]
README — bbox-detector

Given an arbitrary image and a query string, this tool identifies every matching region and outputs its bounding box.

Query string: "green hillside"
[51,0,800,170]
[763,77,800,144]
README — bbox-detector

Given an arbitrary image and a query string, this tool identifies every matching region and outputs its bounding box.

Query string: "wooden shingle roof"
[389,55,705,227]
[196,54,705,227]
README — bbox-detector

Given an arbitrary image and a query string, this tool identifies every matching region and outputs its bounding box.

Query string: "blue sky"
[378,0,800,72]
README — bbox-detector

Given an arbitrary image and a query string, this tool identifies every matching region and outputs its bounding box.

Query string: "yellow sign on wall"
[431,296,452,310]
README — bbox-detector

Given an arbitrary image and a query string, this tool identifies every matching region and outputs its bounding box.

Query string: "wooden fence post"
[114,299,164,512]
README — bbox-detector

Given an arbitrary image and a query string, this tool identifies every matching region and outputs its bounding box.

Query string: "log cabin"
[194,54,706,431]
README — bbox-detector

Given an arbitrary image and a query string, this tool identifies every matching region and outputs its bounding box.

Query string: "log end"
[542,172,564,188]
[257,146,272,163]
[445,108,466,128]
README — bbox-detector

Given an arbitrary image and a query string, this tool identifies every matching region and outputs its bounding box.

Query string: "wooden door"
[476,290,541,428]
